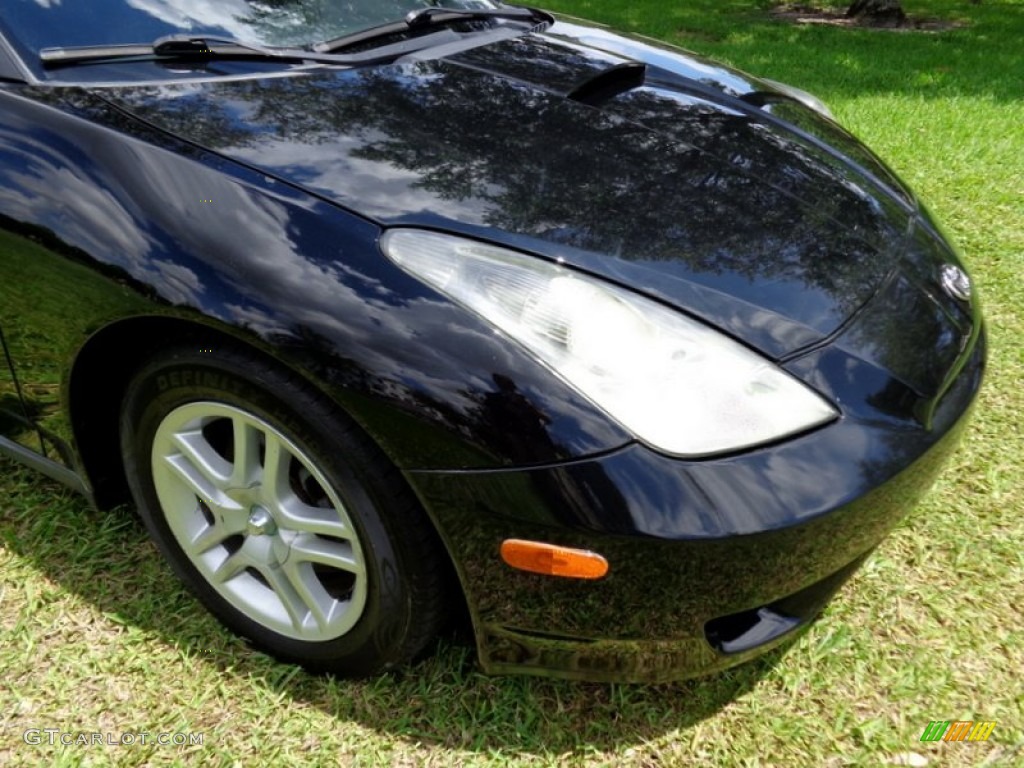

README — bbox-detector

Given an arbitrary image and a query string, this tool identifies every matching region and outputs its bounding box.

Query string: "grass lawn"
[2,1,1022,766]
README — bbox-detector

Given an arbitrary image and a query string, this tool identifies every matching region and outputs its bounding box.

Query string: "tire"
[119,345,448,676]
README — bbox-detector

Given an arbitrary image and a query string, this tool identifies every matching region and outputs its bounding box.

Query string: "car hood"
[97,20,922,359]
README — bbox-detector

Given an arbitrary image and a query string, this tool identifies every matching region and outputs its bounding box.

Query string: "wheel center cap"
[246,507,277,536]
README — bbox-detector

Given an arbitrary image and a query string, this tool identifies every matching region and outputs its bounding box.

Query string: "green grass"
[3,1,1023,765]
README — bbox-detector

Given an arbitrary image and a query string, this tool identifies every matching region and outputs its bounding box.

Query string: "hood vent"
[566,61,647,107]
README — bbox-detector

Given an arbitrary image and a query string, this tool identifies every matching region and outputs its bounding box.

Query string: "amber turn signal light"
[500,539,609,580]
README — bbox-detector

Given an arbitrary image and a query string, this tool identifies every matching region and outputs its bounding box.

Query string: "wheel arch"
[68,315,276,509]
[68,313,472,635]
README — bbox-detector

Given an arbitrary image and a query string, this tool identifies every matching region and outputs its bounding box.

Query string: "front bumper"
[405,328,985,683]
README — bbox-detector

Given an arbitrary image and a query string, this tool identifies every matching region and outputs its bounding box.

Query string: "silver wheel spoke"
[185,512,248,557]
[164,439,229,503]
[286,561,329,634]
[289,534,364,576]
[210,549,249,584]
[277,499,351,540]
[260,564,318,632]
[229,419,260,488]
[260,432,291,503]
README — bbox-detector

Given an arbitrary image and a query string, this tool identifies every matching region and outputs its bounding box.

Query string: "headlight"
[381,230,838,457]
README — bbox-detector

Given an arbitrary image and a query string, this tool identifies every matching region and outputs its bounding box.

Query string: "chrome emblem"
[940,264,972,303]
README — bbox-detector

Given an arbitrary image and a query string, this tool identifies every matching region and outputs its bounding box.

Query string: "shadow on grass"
[0,460,788,756]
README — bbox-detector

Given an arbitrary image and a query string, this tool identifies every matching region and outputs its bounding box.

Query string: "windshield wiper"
[314,5,553,53]
[41,35,280,67]
[39,32,462,69]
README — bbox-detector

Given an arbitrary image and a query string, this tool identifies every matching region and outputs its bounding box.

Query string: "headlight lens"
[381,230,838,457]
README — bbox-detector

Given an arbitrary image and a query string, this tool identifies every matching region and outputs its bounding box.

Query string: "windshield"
[2,0,500,58]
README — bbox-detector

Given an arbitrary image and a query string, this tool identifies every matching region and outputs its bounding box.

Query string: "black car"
[0,1,984,683]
